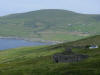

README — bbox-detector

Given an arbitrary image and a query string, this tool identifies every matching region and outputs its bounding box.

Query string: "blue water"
[0,39,51,50]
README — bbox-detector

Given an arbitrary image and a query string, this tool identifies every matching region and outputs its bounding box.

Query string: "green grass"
[0,9,100,41]
[0,35,100,75]
[40,32,86,41]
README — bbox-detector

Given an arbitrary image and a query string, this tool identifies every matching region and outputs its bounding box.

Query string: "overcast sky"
[0,0,100,16]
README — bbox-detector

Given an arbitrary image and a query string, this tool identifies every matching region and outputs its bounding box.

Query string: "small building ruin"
[53,53,88,63]
[53,48,88,63]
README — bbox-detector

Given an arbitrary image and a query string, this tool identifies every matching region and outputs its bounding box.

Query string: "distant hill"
[0,35,100,75]
[0,9,100,41]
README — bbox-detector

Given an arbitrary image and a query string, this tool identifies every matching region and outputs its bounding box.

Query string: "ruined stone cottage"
[53,53,88,63]
[53,48,88,63]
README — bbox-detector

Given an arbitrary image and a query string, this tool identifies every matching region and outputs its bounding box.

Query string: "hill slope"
[0,35,100,75]
[0,9,100,41]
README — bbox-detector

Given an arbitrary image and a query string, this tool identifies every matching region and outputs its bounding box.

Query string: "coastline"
[0,36,63,44]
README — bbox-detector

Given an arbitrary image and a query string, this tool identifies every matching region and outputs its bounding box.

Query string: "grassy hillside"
[0,35,100,75]
[0,9,100,41]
